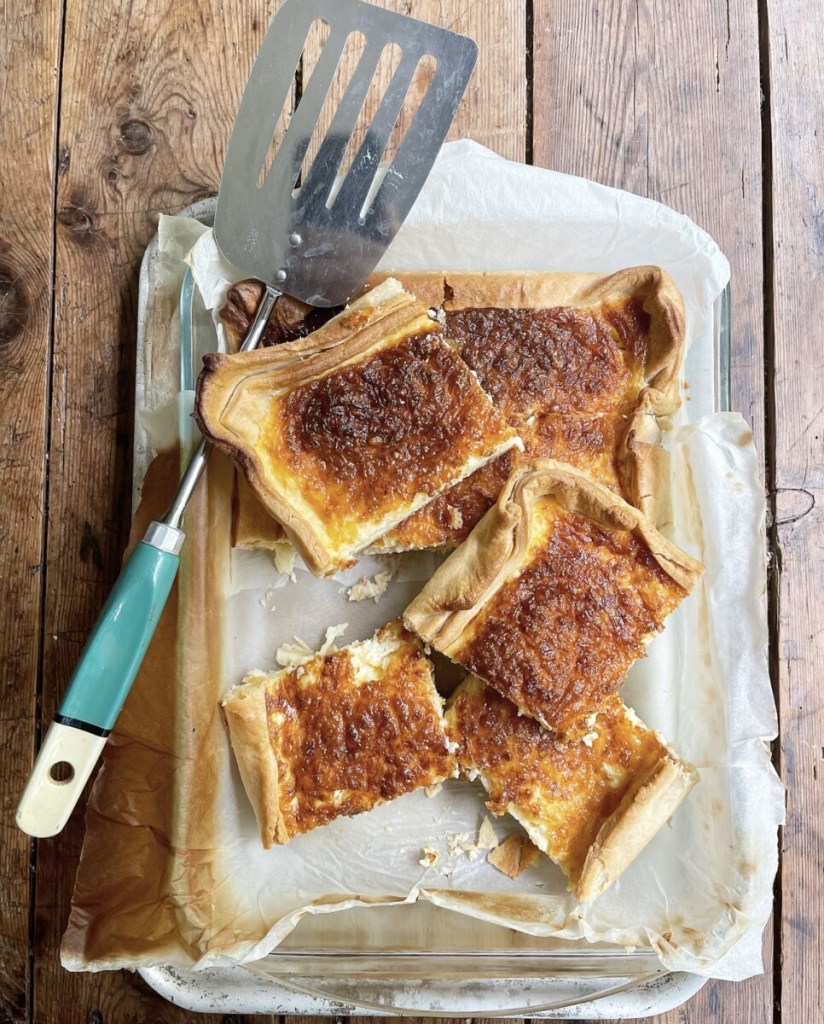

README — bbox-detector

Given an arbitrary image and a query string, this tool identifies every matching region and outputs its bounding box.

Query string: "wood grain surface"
[767,2,824,1023]
[0,0,808,1021]
[302,0,526,164]
[0,3,60,1022]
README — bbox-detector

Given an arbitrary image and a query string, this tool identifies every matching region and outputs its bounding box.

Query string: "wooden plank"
[32,0,283,1021]
[302,0,527,164]
[0,1,61,1021]
[532,3,772,1023]
[533,0,766,457]
[766,2,824,1023]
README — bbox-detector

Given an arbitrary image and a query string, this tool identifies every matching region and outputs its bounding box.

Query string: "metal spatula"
[17,0,477,837]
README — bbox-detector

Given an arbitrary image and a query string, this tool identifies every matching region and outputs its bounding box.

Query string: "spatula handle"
[16,523,182,837]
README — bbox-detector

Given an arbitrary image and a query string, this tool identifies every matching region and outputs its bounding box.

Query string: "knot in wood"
[102,157,121,185]
[57,205,96,246]
[118,118,153,155]
[0,260,29,347]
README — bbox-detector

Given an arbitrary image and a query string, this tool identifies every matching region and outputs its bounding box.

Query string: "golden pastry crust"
[231,469,286,549]
[221,621,457,848]
[221,675,291,847]
[196,278,520,575]
[404,459,703,731]
[446,676,697,901]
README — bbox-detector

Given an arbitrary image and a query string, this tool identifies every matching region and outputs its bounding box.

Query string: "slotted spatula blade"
[17,0,478,838]
[214,0,478,306]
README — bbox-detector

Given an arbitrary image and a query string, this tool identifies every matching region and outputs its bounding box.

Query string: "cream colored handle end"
[16,722,108,837]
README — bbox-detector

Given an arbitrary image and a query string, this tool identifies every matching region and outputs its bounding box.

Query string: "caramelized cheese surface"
[261,331,514,548]
[448,680,667,881]
[528,412,625,487]
[264,630,455,836]
[378,412,626,550]
[377,299,651,551]
[453,500,687,730]
[446,301,649,419]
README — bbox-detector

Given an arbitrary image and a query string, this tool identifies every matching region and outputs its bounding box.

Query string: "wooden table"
[2,0,817,1020]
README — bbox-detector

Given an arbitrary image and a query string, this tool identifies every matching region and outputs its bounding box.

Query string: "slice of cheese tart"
[222,620,457,847]
[405,459,703,732]
[196,278,520,575]
[446,675,698,901]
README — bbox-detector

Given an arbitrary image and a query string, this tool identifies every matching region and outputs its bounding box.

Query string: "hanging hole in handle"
[49,761,75,784]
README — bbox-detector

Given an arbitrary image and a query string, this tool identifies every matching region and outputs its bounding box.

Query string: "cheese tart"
[373,267,684,550]
[446,676,698,901]
[404,459,703,732]
[222,268,682,554]
[222,620,457,847]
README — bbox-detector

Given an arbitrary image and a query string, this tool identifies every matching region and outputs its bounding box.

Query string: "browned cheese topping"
[445,301,649,419]
[527,413,625,490]
[377,412,626,550]
[449,681,667,880]
[376,448,521,550]
[266,641,455,836]
[377,300,650,550]
[266,331,510,545]
[454,505,687,731]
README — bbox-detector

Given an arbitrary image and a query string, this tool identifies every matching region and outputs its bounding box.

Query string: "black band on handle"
[54,714,110,738]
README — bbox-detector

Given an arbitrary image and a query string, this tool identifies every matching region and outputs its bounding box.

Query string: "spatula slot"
[350,52,439,221]
[297,27,373,195]
[323,41,404,192]
[254,23,313,191]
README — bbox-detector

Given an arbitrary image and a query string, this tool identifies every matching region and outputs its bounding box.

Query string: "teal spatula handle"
[16,521,183,838]
[16,285,280,840]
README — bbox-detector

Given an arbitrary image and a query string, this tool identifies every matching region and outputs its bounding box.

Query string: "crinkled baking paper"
[62,142,783,982]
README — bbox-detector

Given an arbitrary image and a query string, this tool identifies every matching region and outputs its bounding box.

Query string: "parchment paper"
[63,141,782,982]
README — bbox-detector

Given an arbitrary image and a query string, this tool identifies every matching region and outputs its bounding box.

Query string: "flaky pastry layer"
[405,459,703,731]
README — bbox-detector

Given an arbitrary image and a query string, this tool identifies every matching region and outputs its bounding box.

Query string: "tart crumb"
[488,834,541,879]
[477,815,499,851]
[419,847,440,867]
[346,569,393,603]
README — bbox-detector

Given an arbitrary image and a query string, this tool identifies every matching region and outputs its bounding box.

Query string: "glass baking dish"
[134,198,730,1017]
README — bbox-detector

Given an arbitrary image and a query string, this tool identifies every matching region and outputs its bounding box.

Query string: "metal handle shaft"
[163,284,279,529]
